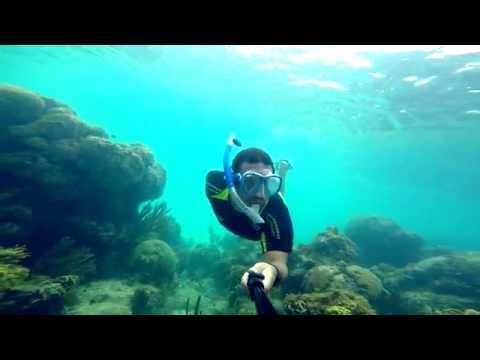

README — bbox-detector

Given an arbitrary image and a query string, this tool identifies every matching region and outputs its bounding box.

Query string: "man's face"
[236,161,274,208]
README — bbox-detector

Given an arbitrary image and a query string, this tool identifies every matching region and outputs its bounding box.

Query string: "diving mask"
[236,171,282,199]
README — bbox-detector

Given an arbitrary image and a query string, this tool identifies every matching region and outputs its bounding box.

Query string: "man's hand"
[241,262,278,294]
[277,160,293,174]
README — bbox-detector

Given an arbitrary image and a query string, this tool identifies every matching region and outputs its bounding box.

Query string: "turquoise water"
[1,45,479,250]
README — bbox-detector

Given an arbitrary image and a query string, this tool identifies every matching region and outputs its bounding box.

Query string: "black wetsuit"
[205,170,293,253]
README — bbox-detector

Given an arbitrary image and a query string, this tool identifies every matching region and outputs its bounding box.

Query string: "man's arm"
[264,250,288,282]
[277,160,292,197]
[240,251,288,293]
[240,192,293,292]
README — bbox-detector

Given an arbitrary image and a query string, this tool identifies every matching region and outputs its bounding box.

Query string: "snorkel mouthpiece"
[223,134,265,225]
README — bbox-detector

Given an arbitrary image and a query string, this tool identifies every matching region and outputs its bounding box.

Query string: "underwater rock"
[1,244,79,314]
[434,308,480,315]
[0,85,169,278]
[0,245,30,290]
[0,85,46,126]
[0,151,78,189]
[418,245,455,259]
[300,263,386,304]
[380,253,480,299]
[302,265,336,293]
[131,239,178,285]
[285,226,357,278]
[130,285,166,315]
[284,289,376,315]
[345,215,424,267]
[311,225,358,264]
[0,274,78,314]
[344,265,384,301]
[0,85,178,313]
[287,247,317,272]
[281,267,307,294]
[32,236,96,281]
[8,106,106,141]
[77,137,165,198]
[396,291,479,315]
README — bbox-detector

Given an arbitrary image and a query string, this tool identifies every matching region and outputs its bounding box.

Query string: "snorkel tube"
[224,135,265,225]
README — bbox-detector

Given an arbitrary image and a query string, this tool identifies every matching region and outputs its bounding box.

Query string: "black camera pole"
[246,270,278,316]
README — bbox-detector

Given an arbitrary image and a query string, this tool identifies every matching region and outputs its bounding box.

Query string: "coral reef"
[371,252,480,314]
[284,289,376,315]
[1,244,79,314]
[311,225,358,264]
[0,245,30,290]
[0,84,166,255]
[0,85,171,313]
[395,291,479,315]
[302,265,336,293]
[345,215,424,266]
[130,239,178,285]
[299,263,386,305]
[0,273,78,314]
[378,253,480,298]
[344,265,384,301]
[137,200,182,248]
[130,286,166,315]
[324,305,352,315]
[0,85,46,126]
[3,84,480,316]
[32,236,96,281]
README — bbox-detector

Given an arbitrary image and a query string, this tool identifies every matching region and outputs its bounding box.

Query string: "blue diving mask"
[235,171,282,199]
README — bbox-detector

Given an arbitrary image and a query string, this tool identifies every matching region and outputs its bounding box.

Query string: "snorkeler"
[205,135,294,294]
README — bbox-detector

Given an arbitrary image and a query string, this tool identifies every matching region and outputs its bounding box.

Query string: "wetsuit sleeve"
[262,194,294,253]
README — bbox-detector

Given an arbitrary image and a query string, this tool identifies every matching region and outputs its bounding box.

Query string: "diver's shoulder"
[206,170,226,187]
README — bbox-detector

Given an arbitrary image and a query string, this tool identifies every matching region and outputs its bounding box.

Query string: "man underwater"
[205,135,294,294]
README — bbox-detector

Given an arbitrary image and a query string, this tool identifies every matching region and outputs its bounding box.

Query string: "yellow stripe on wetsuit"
[210,187,229,201]
[260,232,267,253]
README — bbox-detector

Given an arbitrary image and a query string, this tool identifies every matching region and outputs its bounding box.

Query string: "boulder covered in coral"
[284,289,376,315]
[300,263,386,304]
[378,253,480,299]
[369,252,480,314]
[0,84,176,313]
[310,225,358,264]
[130,239,178,285]
[0,84,170,270]
[302,265,337,293]
[0,84,167,253]
[0,85,46,126]
[395,291,479,315]
[1,244,78,314]
[0,274,78,314]
[32,236,96,281]
[345,215,424,267]
[287,225,357,274]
